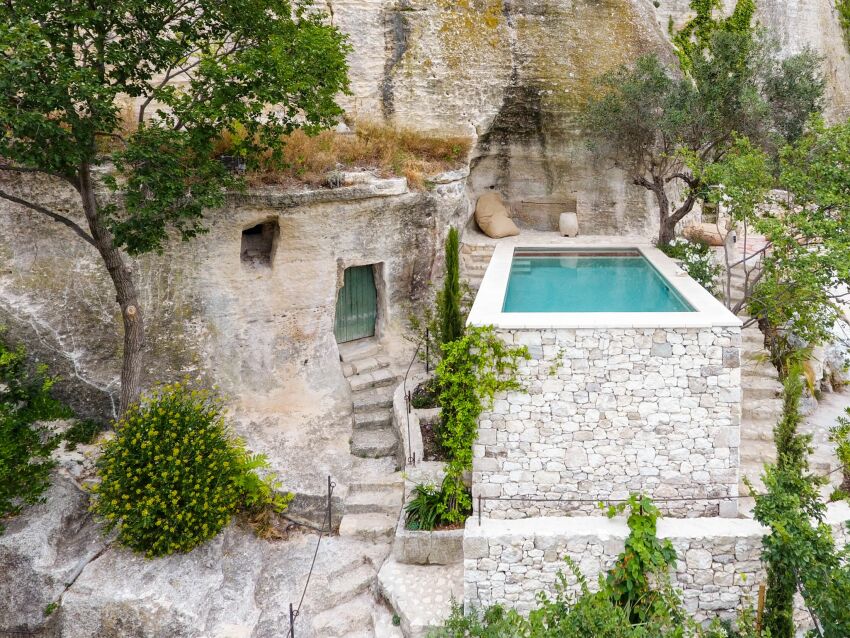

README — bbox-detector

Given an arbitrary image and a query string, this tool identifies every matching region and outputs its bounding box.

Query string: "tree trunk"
[651,181,674,246]
[78,162,145,415]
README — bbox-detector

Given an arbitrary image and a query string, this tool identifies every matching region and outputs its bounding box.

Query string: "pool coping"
[467,243,742,330]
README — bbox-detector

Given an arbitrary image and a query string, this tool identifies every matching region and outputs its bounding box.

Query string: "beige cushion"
[683,222,725,247]
[475,192,520,238]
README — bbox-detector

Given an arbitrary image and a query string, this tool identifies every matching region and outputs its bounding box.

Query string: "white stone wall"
[473,327,742,518]
[464,507,850,623]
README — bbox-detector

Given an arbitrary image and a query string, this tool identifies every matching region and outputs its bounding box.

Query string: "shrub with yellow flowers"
[91,382,291,557]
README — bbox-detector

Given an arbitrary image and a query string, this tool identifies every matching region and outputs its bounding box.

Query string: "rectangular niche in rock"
[241,220,279,268]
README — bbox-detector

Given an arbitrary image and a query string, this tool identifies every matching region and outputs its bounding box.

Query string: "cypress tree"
[438,227,464,348]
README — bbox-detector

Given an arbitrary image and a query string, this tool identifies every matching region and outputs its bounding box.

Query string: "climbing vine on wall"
[840,0,850,52]
[433,326,529,525]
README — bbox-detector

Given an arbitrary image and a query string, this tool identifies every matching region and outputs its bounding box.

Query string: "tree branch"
[0,189,96,247]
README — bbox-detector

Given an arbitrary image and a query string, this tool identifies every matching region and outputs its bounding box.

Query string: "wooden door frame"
[334,260,387,342]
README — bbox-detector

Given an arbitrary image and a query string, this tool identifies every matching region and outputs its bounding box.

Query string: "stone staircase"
[308,551,404,638]
[340,340,401,461]
[337,340,405,552]
[460,242,495,291]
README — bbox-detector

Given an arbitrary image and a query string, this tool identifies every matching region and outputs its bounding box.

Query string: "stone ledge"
[393,513,464,565]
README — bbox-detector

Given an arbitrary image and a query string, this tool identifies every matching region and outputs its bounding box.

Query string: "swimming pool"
[467,243,739,330]
[502,248,693,313]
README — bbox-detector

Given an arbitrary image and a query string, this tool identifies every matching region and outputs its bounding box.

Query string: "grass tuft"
[218,120,472,190]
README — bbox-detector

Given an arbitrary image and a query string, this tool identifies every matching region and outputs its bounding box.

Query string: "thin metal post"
[327,475,333,533]
[478,495,482,525]
[406,390,411,414]
[425,329,430,373]
[289,602,295,638]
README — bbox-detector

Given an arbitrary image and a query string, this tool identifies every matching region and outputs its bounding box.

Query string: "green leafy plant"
[0,334,70,532]
[604,495,680,624]
[829,408,850,493]
[404,483,444,531]
[659,238,723,293]
[430,497,763,637]
[410,377,439,410]
[63,419,108,451]
[435,326,529,524]
[91,382,291,557]
[750,364,850,637]
[839,0,850,52]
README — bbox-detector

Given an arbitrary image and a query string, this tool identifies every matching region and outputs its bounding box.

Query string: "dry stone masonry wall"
[464,506,850,623]
[473,327,742,518]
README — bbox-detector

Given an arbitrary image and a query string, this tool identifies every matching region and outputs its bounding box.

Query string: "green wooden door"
[334,266,377,343]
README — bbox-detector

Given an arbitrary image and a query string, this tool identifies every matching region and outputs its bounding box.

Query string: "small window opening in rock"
[241,220,278,268]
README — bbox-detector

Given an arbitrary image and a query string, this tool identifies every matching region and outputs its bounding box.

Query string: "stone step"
[351,428,399,458]
[311,595,375,638]
[327,562,376,607]
[742,364,779,380]
[343,356,390,378]
[354,409,394,431]
[345,488,403,517]
[339,513,396,542]
[349,472,404,493]
[740,440,777,464]
[339,339,380,363]
[350,457,400,482]
[353,386,395,413]
[741,419,776,442]
[742,398,784,421]
[742,378,782,400]
[350,368,397,393]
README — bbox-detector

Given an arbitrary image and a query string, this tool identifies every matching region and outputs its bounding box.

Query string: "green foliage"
[0,334,69,532]
[829,408,850,492]
[659,238,722,293]
[437,228,464,349]
[435,326,529,524]
[91,382,291,557]
[584,0,823,245]
[430,497,763,638]
[63,418,107,451]
[604,495,680,624]
[0,0,351,255]
[410,377,439,410]
[750,119,850,345]
[751,365,850,637]
[839,0,850,52]
[404,482,445,531]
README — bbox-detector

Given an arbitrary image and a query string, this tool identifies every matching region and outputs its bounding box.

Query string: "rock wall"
[463,505,850,623]
[331,0,850,238]
[0,172,467,516]
[474,327,742,518]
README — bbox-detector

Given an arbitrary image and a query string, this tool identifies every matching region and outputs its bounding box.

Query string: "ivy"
[432,495,761,637]
[433,326,529,525]
[604,495,681,625]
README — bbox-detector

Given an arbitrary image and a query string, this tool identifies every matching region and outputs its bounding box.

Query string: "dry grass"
[223,121,472,190]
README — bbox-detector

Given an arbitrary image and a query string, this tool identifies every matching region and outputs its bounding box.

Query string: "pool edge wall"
[472,325,742,519]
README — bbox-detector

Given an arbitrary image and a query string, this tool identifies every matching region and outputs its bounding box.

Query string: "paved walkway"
[378,559,463,638]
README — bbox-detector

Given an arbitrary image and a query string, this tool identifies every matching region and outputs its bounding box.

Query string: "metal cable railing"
[285,476,336,638]
[401,329,433,468]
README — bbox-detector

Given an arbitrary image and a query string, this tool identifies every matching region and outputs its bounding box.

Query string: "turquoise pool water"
[502,251,694,313]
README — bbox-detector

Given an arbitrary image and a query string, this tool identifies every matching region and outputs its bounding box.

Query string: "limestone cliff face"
[0,173,467,506]
[332,0,850,233]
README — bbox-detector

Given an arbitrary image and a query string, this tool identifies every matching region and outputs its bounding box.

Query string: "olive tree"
[0,1,350,413]
[583,0,823,245]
